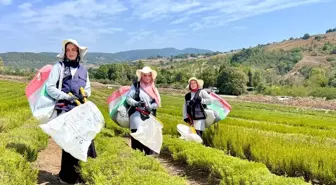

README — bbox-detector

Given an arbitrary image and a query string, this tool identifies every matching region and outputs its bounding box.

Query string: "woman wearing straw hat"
[183,77,212,137]
[126,66,161,155]
[45,39,96,184]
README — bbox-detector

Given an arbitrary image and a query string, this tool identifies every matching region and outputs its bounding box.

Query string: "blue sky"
[0,0,334,53]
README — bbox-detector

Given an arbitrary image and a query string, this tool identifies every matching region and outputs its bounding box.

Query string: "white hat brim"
[57,39,88,62]
[186,77,204,89]
[136,67,157,81]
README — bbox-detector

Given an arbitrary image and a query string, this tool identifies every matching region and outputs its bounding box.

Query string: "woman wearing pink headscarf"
[126,66,161,155]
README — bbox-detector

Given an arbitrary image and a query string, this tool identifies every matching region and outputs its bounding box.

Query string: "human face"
[65,43,79,61]
[190,80,198,90]
[141,73,152,84]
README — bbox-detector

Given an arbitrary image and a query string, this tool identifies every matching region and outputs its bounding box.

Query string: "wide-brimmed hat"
[186,77,204,89]
[136,66,157,81]
[56,39,88,62]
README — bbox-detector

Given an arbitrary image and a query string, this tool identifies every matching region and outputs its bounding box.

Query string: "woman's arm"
[126,85,139,107]
[46,63,70,100]
[84,72,91,97]
[183,102,188,119]
[199,90,212,105]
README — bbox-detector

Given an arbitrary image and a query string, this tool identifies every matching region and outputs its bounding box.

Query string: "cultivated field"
[1,79,335,184]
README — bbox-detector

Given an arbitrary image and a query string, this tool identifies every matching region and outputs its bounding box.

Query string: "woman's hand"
[145,103,157,112]
[136,100,146,107]
[65,94,79,103]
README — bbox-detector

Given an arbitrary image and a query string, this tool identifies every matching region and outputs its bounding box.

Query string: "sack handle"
[58,62,64,90]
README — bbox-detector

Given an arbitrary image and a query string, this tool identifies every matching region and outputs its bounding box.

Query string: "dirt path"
[33,137,208,185]
[33,137,62,185]
[124,138,209,185]
[157,154,210,185]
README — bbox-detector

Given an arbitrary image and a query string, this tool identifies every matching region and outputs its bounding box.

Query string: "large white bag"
[177,124,203,144]
[204,109,218,128]
[130,115,163,154]
[40,101,105,162]
[25,63,65,124]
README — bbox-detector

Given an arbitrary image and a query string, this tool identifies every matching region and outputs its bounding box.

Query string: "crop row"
[79,134,187,185]
[0,80,49,185]
[203,124,336,184]
[162,135,309,185]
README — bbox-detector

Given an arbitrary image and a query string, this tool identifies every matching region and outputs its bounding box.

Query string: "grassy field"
[85,85,310,184]
[0,80,188,185]
[0,80,49,185]
[1,79,335,184]
[155,93,336,185]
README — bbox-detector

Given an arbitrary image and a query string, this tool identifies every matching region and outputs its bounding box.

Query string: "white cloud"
[126,29,187,45]
[19,2,32,9]
[0,0,11,5]
[230,26,248,31]
[189,22,204,31]
[130,0,202,19]
[18,3,37,17]
[185,0,326,31]
[98,28,124,34]
[170,17,190,24]
[0,0,330,52]
[124,0,326,31]
[1,0,127,44]
[126,30,154,44]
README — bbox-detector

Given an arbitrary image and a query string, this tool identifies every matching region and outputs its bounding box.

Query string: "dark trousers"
[56,110,97,184]
[130,129,153,155]
[58,141,97,184]
[196,130,203,138]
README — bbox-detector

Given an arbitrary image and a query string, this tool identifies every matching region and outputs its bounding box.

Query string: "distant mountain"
[0,52,57,69]
[0,47,213,69]
[110,47,213,61]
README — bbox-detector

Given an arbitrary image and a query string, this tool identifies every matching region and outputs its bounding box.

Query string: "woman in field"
[183,77,212,137]
[126,66,161,155]
[45,39,96,184]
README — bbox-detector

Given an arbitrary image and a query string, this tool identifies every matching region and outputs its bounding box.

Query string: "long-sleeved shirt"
[46,62,91,101]
[183,89,212,131]
[126,84,160,129]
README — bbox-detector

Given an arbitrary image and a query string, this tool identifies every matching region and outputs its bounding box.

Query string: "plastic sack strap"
[58,62,64,90]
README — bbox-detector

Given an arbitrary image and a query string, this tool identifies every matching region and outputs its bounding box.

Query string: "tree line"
[89,46,336,98]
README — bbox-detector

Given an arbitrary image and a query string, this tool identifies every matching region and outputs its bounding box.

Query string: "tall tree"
[216,67,248,95]
[0,57,3,67]
[198,67,218,88]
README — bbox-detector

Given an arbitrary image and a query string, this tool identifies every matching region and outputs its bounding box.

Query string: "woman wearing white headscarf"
[183,77,212,137]
[126,66,161,155]
[45,39,96,184]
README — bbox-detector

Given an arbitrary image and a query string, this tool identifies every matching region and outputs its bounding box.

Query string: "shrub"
[80,135,186,185]
[162,135,309,185]
[302,33,310,40]
[0,147,38,185]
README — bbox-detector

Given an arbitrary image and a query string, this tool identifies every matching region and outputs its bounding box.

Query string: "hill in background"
[0,48,213,68]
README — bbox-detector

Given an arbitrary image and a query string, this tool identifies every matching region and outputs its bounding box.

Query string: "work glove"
[145,103,157,112]
[78,91,88,102]
[145,106,151,112]
[66,95,79,103]
[136,100,146,108]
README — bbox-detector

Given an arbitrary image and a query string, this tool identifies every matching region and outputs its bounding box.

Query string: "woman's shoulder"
[50,61,62,71]
[199,89,211,97]
[184,92,191,99]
